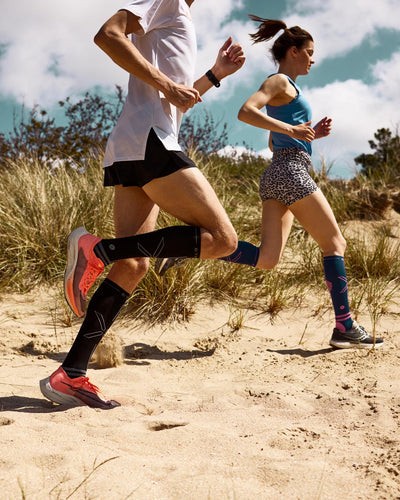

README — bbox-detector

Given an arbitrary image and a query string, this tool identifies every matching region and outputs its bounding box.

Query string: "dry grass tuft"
[0,152,399,335]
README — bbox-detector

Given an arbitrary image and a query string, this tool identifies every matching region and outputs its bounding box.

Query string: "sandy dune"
[0,287,399,499]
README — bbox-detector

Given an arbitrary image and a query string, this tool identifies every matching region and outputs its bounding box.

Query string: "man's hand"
[212,36,245,80]
[313,117,332,139]
[163,82,202,113]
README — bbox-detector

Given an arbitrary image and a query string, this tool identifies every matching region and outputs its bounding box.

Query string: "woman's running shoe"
[329,322,383,349]
[154,257,187,276]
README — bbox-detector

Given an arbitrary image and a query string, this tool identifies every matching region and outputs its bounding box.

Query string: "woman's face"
[296,40,315,74]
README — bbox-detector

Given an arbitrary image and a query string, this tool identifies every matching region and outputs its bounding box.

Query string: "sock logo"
[84,311,107,339]
[137,238,165,258]
[338,276,348,293]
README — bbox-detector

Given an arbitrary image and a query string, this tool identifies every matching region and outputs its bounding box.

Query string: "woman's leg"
[256,199,294,270]
[289,189,345,257]
[289,190,383,347]
[289,189,352,330]
[157,198,293,273]
[211,198,293,269]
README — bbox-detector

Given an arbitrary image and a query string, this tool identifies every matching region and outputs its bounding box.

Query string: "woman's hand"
[313,117,332,139]
[290,121,315,143]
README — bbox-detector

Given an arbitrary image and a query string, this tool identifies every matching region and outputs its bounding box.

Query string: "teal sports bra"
[266,74,312,155]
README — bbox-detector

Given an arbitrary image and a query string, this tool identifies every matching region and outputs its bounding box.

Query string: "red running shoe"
[64,227,104,317]
[40,367,120,409]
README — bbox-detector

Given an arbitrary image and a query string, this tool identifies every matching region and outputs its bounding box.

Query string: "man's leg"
[62,185,160,370]
[142,167,237,259]
[97,166,237,263]
[40,186,160,407]
[66,167,238,317]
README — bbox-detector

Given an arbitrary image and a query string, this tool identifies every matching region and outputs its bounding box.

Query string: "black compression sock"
[62,279,129,378]
[94,225,201,265]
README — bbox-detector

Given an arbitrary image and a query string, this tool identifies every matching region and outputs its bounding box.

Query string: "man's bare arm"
[194,36,245,95]
[94,10,201,112]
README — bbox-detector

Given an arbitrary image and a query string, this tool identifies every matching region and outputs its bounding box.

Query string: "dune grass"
[0,152,399,327]
[0,156,113,291]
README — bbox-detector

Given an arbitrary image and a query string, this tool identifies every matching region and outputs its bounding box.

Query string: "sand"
[0,286,399,499]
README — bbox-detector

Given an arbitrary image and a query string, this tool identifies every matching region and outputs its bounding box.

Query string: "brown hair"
[249,14,313,63]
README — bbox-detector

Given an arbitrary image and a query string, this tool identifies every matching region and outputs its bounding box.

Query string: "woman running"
[158,15,383,350]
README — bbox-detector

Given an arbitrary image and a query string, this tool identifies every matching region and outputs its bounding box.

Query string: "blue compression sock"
[219,241,260,267]
[323,255,353,332]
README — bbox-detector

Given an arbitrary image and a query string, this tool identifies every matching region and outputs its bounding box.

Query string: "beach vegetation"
[0,96,399,328]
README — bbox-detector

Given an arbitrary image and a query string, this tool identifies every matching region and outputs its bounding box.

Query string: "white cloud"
[303,49,400,174]
[218,144,272,160]
[373,50,400,97]
[2,0,398,107]
[0,0,399,179]
[284,0,400,60]
[0,0,124,105]
[0,0,274,107]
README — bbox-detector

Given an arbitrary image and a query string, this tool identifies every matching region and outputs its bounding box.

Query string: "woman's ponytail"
[249,14,313,63]
[248,15,287,44]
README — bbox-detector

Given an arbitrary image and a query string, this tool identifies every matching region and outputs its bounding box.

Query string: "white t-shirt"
[103,0,197,166]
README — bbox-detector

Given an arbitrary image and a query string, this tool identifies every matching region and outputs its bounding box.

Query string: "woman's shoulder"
[262,73,291,92]
[266,73,287,82]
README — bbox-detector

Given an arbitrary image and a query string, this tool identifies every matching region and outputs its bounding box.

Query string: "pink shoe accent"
[40,367,120,409]
[64,227,105,317]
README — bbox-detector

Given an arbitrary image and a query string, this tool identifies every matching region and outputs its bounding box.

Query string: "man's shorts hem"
[103,128,196,188]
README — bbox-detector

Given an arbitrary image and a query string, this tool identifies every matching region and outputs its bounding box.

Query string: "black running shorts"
[103,128,196,188]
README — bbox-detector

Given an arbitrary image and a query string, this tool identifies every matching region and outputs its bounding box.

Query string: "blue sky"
[1,0,399,178]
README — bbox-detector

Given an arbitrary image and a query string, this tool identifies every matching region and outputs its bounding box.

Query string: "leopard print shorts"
[259,147,318,206]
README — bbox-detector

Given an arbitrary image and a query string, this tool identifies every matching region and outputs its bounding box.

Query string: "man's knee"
[113,257,150,281]
[214,228,238,258]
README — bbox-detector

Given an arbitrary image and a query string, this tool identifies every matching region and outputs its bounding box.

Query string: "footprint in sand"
[147,421,188,432]
[0,417,14,426]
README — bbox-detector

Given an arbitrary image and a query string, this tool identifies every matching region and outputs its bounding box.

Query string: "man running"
[40,0,245,408]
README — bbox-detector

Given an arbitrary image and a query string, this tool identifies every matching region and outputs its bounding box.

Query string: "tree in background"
[179,110,229,155]
[0,86,124,168]
[355,127,400,182]
[0,89,230,167]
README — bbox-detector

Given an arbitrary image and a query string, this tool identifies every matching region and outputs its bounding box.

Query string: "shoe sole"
[329,341,383,349]
[155,257,186,276]
[154,258,169,276]
[40,377,84,406]
[64,226,89,318]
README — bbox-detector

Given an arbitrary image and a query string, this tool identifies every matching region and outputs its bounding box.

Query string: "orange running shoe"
[40,367,120,409]
[64,227,105,317]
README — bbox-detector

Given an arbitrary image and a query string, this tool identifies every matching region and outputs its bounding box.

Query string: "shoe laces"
[352,322,369,340]
[81,262,103,295]
[78,377,101,395]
